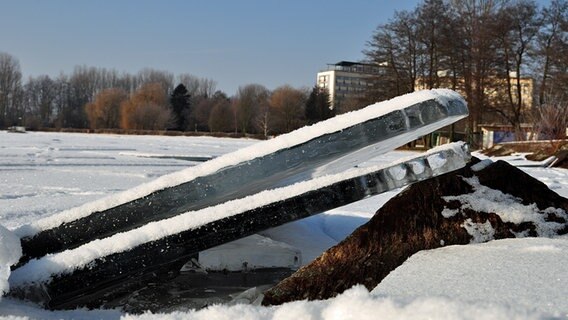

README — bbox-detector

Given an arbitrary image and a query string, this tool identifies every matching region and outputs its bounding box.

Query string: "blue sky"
[2,1,429,95]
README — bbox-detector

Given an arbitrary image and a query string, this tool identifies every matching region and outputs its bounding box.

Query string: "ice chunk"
[408,160,426,175]
[471,159,493,172]
[198,234,301,272]
[427,153,447,170]
[388,165,407,181]
[0,225,22,299]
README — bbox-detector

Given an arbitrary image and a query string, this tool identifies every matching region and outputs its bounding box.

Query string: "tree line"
[4,0,567,140]
[0,53,333,136]
[362,0,568,143]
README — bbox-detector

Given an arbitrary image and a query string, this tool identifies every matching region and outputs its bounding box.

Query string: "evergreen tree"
[170,83,191,130]
[305,86,333,124]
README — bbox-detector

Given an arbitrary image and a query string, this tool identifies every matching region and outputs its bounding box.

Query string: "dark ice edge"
[17,97,468,265]
[10,144,471,310]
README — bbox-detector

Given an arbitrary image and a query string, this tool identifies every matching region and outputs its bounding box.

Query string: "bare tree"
[51,73,69,128]
[197,78,217,98]
[491,0,541,139]
[59,66,103,128]
[364,0,541,146]
[415,0,454,89]
[364,10,419,99]
[177,73,201,97]
[23,75,56,128]
[115,72,140,95]
[451,0,506,141]
[0,52,23,127]
[234,84,269,134]
[269,85,307,134]
[208,95,234,133]
[534,0,568,105]
[256,98,271,137]
[340,96,368,113]
[137,68,174,95]
[192,96,212,132]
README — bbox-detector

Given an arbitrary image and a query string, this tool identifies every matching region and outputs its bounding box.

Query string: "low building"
[415,72,535,111]
[478,123,536,149]
[415,73,535,128]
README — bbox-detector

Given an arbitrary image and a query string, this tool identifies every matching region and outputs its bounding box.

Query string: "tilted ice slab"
[10,142,470,291]
[8,89,470,309]
[16,89,468,264]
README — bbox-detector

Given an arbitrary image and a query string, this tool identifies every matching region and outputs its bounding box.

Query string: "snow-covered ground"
[0,131,567,319]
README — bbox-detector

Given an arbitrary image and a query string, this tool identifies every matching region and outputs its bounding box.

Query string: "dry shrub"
[85,88,127,129]
[533,99,568,154]
[120,83,173,130]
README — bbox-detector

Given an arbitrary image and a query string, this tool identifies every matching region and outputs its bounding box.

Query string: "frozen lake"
[1,131,567,319]
[0,132,255,229]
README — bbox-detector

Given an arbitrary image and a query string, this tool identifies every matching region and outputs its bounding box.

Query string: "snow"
[119,285,549,320]
[373,237,568,317]
[461,219,496,243]
[1,131,567,319]
[442,176,568,238]
[0,285,548,320]
[498,155,555,167]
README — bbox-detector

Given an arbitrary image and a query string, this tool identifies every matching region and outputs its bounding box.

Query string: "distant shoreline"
[5,127,268,140]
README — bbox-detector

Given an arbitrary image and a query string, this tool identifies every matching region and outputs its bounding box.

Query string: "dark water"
[104,268,295,313]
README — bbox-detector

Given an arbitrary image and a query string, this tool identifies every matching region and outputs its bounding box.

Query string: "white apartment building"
[316,61,383,111]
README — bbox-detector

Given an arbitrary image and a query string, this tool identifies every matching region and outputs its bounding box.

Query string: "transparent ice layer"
[11,142,471,309]
[18,90,468,264]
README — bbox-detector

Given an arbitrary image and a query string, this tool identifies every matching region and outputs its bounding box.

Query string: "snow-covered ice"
[0,131,253,230]
[1,131,567,319]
